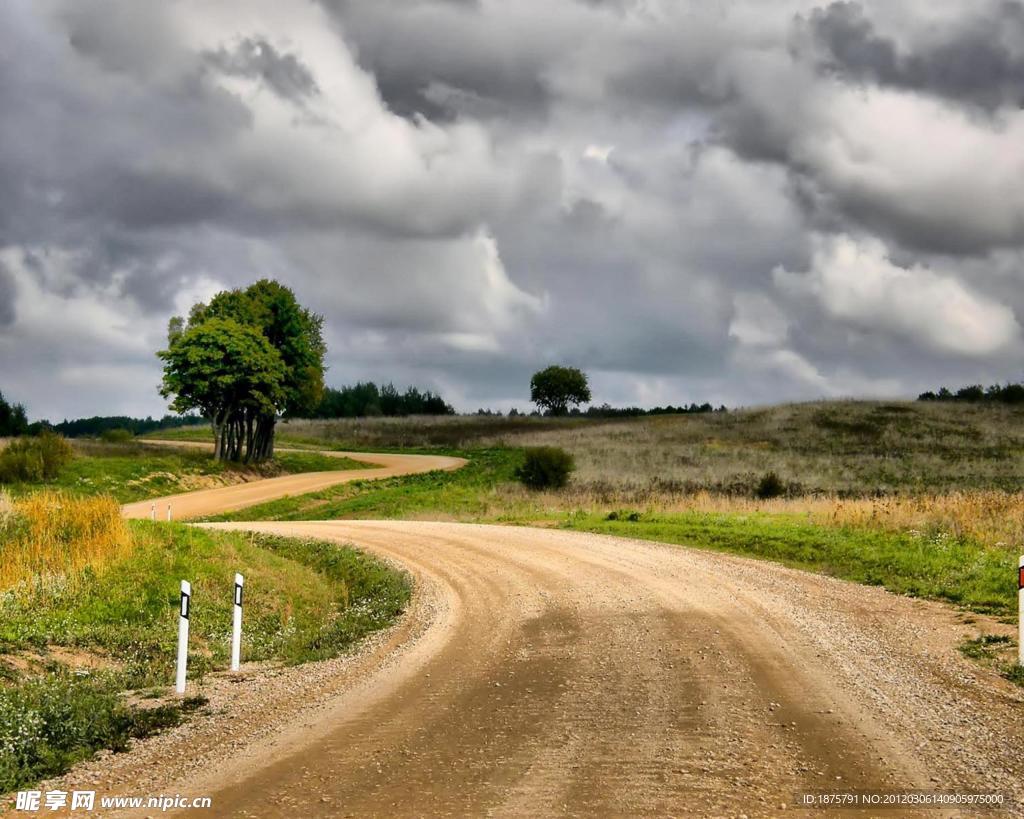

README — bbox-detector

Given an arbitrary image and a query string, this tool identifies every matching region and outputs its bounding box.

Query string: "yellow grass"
[0,490,133,591]
[488,484,1024,550]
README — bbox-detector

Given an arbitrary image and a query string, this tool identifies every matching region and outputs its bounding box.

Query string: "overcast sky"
[1,0,1023,420]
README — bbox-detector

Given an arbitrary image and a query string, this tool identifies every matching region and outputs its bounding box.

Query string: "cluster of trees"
[159,280,325,463]
[313,382,454,418]
[918,383,1024,404]
[0,392,28,436]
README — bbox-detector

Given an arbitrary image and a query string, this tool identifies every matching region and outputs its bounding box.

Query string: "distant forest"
[481,403,726,418]
[33,414,207,438]
[314,382,455,418]
[918,383,1024,404]
[577,402,726,418]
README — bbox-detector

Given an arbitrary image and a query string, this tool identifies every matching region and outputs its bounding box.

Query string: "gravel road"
[58,518,1021,818]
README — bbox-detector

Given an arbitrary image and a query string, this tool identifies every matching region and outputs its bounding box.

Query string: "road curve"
[129,520,1023,818]
[104,445,1024,815]
[120,443,466,520]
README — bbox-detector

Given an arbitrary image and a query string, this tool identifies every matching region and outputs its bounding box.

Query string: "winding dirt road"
[120,444,466,520]
[69,445,1024,816]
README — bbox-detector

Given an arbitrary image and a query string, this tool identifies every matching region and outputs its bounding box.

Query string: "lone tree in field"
[529,365,591,416]
[159,280,324,463]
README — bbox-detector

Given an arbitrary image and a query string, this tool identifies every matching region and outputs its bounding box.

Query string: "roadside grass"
[958,635,1024,688]
[562,512,1015,617]
[0,673,198,794]
[204,447,522,522]
[0,518,409,791]
[2,439,368,503]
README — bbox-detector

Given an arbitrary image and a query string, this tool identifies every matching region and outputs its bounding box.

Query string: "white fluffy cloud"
[774,235,1020,356]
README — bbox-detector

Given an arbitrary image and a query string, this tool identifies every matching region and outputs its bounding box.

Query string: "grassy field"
[198,402,1024,626]
[152,400,1024,496]
[1,438,368,503]
[205,448,1021,620]
[0,492,408,791]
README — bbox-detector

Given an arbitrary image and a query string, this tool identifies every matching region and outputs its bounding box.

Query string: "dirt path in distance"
[121,442,465,520]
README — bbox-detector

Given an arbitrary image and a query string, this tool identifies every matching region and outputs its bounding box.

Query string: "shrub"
[755,470,786,499]
[99,428,133,444]
[516,446,575,490]
[0,432,73,483]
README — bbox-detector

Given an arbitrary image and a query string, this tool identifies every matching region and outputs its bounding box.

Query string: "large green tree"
[529,365,591,416]
[159,280,324,462]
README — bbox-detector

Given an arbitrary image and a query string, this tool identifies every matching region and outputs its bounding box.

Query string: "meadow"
[202,402,1024,623]
[155,400,1024,496]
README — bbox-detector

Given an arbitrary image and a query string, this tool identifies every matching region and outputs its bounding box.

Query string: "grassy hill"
[154,400,1024,496]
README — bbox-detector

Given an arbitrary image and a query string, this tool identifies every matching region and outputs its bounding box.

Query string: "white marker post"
[175,580,191,695]
[231,573,244,672]
[1018,556,1024,667]
[150,503,156,521]
[167,504,173,522]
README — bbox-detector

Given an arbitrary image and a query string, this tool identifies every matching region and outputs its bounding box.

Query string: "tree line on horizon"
[918,382,1024,404]
[313,382,455,418]
[35,414,206,438]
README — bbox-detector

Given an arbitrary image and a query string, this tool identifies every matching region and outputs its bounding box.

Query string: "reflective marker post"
[167,504,173,522]
[231,573,244,672]
[175,580,191,695]
[1019,557,1024,667]
[150,503,156,521]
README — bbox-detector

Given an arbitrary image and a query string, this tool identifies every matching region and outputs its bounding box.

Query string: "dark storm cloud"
[1,0,1023,421]
[204,37,320,102]
[804,1,1024,110]
[318,0,556,120]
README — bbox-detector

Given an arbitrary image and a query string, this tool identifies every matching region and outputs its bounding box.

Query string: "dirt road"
[62,443,1023,816]
[75,516,1021,817]
[120,445,466,520]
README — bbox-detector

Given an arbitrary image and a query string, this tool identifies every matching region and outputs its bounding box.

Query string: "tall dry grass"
[0,490,132,591]
[484,483,1024,551]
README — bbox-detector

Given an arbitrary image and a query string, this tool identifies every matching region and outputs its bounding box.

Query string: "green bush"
[0,432,73,483]
[755,470,786,499]
[99,428,133,444]
[515,446,575,490]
